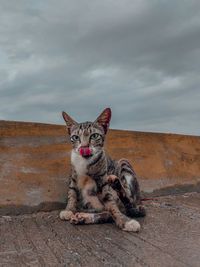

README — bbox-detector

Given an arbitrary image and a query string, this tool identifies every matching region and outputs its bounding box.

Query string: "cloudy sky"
[0,0,200,135]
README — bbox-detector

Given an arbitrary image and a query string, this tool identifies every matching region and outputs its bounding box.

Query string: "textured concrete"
[0,120,200,214]
[0,193,200,267]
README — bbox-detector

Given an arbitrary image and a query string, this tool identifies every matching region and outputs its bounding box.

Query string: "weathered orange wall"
[0,120,200,214]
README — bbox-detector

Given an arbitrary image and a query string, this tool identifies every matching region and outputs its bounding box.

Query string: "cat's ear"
[94,108,111,134]
[62,111,78,135]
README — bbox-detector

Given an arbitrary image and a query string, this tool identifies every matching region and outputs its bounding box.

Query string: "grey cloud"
[0,0,199,135]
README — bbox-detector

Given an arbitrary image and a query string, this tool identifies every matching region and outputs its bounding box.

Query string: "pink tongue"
[80,147,91,157]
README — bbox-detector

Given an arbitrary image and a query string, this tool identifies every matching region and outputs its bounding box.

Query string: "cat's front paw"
[123,219,141,232]
[59,210,74,221]
[70,212,95,224]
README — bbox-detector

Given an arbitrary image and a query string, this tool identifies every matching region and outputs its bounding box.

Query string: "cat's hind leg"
[70,211,113,225]
[101,185,141,232]
[107,162,146,218]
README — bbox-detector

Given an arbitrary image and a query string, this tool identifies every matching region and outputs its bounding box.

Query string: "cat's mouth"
[79,147,92,159]
[82,154,93,159]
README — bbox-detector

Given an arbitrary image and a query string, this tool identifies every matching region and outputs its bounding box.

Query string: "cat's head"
[62,108,111,159]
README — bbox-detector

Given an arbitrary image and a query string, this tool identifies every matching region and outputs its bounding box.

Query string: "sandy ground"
[0,192,200,267]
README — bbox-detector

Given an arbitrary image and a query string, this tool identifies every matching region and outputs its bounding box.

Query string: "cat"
[59,108,145,232]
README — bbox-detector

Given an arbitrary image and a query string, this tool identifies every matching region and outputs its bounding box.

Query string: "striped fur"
[60,108,145,232]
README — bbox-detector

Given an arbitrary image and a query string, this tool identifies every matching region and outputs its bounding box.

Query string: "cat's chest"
[71,151,96,190]
[71,151,88,177]
[71,151,104,211]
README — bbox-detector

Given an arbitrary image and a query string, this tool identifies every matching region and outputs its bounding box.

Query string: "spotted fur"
[60,108,145,232]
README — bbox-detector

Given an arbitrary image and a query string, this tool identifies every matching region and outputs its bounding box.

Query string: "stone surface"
[0,120,200,214]
[0,193,200,267]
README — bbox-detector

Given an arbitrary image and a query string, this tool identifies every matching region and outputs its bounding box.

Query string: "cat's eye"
[71,135,80,141]
[90,133,100,140]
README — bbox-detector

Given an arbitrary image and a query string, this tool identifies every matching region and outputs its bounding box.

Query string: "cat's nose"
[81,140,89,147]
[80,145,89,150]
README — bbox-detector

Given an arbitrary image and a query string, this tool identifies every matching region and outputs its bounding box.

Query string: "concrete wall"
[0,120,200,214]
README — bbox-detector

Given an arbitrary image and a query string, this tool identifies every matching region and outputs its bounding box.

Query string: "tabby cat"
[60,108,145,232]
